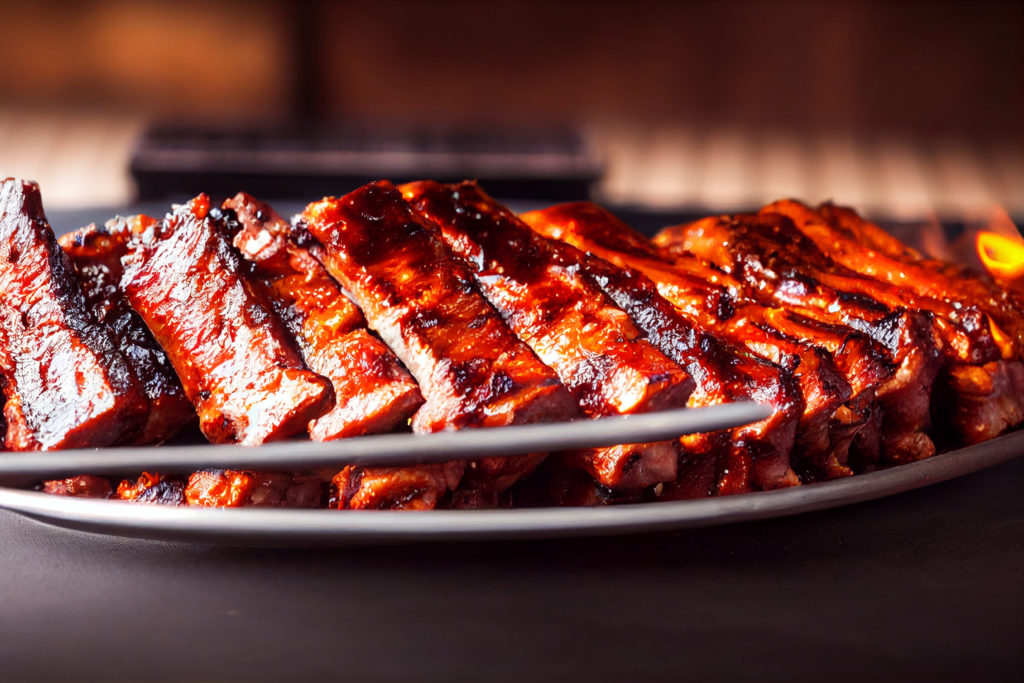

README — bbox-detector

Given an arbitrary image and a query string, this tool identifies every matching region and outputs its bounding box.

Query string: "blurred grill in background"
[0,0,1020,223]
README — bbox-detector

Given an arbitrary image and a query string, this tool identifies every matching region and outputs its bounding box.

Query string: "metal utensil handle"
[0,402,771,485]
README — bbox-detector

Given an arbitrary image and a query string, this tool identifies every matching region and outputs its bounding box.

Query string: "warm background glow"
[0,0,1021,216]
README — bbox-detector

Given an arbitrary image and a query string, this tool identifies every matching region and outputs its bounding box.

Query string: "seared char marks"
[404,180,694,491]
[223,192,423,442]
[59,219,196,444]
[303,181,577,505]
[120,194,334,445]
[0,179,149,450]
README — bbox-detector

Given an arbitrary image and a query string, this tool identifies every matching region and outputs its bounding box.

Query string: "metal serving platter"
[0,429,1019,547]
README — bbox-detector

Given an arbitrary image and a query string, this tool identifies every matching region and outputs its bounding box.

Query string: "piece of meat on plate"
[521,202,803,495]
[301,181,578,509]
[120,194,334,445]
[59,219,196,444]
[655,211,943,466]
[221,192,423,441]
[0,179,148,450]
[403,180,695,493]
[519,201,858,481]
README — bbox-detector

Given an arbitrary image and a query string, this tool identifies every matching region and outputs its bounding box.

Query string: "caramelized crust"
[184,469,325,508]
[116,472,186,505]
[329,463,465,510]
[523,203,803,493]
[302,181,578,506]
[223,192,423,441]
[0,179,148,450]
[795,200,1024,356]
[404,181,693,491]
[520,202,857,480]
[661,206,1023,444]
[655,212,942,465]
[120,195,334,445]
[59,219,196,444]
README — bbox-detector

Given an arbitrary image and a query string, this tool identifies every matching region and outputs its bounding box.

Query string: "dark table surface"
[1,456,1020,683]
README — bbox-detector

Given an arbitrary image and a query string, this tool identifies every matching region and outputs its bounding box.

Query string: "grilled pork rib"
[520,202,863,481]
[772,201,1024,442]
[222,193,423,441]
[404,180,695,493]
[654,212,943,465]
[59,219,196,444]
[521,204,803,493]
[120,195,334,445]
[0,179,148,450]
[793,200,1024,355]
[661,204,1023,444]
[302,181,578,507]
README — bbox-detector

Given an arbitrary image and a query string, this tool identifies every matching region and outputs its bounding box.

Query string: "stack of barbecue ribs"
[2,177,1022,509]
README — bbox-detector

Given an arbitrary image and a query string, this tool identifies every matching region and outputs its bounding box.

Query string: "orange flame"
[973,205,1023,281]
[977,231,1024,280]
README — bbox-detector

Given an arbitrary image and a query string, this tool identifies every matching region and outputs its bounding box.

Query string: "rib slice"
[120,194,334,445]
[794,200,1024,354]
[301,181,578,507]
[59,219,196,444]
[668,202,1024,444]
[654,212,942,465]
[222,193,423,441]
[519,204,803,493]
[0,179,148,450]
[184,469,326,508]
[403,180,695,493]
[520,202,860,481]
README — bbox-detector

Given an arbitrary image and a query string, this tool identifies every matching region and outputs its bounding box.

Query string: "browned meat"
[41,474,113,499]
[403,181,694,493]
[116,472,187,505]
[120,195,334,445]
[654,212,943,465]
[797,200,1024,354]
[328,463,465,510]
[222,192,423,440]
[664,202,1024,445]
[522,203,803,493]
[0,179,149,450]
[301,181,578,508]
[59,219,196,444]
[520,202,859,481]
[184,469,325,508]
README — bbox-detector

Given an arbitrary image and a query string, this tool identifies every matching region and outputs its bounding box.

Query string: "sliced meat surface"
[185,469,326,508]
[222,192,423,441]
[301,181,578,507]
[654,212,942,465]
[522,203,803,493]
[120,194,334,445]
[59,219,195,444]
[403,180,694,492]
[0,179,148,450]
[520,201,857,481]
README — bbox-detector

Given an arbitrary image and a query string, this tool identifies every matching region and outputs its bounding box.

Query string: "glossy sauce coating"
[302,181,578,505]
[0,179,148,450]
[59,219,196,443]
[224,192,423,441]
[404,181,693,491]
[523,204,805,493]
[520,201,860,481]
[785,199,1024,358]
[120,195,333,445]
[656,212,943,465]
[184,469,325,508]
